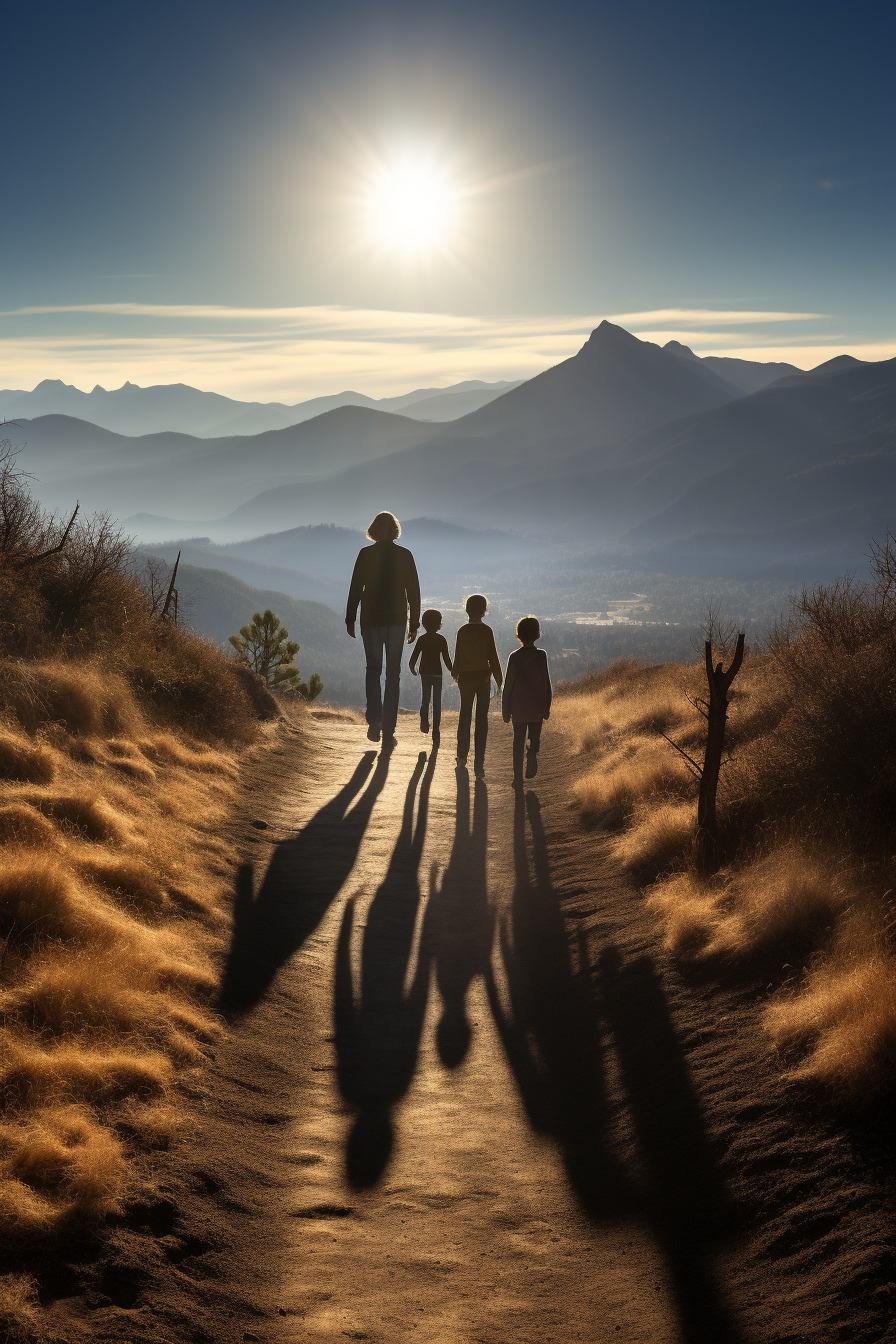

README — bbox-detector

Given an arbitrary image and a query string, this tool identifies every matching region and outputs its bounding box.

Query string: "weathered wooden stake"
[160,550,180,621]
[694,631,745,873]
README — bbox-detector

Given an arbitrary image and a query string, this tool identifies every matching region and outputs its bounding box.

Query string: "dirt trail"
[59,710,893,1344]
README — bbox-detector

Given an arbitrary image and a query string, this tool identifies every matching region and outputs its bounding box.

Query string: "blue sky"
[3,0,893,399]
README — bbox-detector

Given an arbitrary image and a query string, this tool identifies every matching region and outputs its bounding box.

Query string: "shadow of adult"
[217,749,391,1016]
[597,946,745,1344]
[485,790,626,1218]
[423,768,494,1069]
[334,749,437,1188]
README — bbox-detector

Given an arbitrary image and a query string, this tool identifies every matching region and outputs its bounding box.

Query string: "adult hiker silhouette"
[345,511,421,748]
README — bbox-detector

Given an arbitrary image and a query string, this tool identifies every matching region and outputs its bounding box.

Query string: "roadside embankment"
[0,439,282,1337]
[555,562,896,1104]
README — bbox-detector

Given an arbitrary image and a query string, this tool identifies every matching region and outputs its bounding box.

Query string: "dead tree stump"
[695,631,745,873]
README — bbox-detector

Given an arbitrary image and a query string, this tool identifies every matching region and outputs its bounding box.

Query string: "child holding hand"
[409,609,452,743]
[502,615,552,786]
[452,594,503,776]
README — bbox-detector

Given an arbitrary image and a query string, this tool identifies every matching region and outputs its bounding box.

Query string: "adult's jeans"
[362,624,405,735]
[457,672,492,765]
[512,720,542,778]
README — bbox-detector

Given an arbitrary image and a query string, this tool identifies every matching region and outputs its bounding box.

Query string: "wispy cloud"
[0,302,823,329]
[605,308,826,326]
[1,303,884,400]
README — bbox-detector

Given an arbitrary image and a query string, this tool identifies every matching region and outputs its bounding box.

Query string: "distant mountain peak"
[586,320,641,346]
[664,340,699,361]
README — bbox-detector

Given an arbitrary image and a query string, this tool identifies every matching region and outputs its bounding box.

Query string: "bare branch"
[19,502,79,565]
[160,550,181,621]
[661,732,703,779]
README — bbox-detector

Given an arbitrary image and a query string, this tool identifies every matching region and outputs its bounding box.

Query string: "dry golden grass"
[0,732,56,784]
[0,1273,42,1344]
[0,661,140,739]
[0,662,245,1248]
[765,946,896,1099]
[559,647,896,1101]
[608,801,695,878]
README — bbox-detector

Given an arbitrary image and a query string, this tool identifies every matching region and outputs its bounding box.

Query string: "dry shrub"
[765,946,896,1099]
[2,1040,172,1109]
[0,1273,42,1343]
[608,801,694,878]
[646,872,723,954]
[0,660,140,738]
[2,946,215,1057]
[0,804,61,848]
[125,623,258,745]
[650,847,853,960]
[12,790,128,843]
[139,731,237,774]
[74,853,171,919]
[0,857,87,945]
[99,738,157,782]
[574,737,693,825]
[0,731,56,784]
[3,1106,127,1220]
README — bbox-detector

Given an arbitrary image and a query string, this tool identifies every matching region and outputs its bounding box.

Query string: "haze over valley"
[7,320,892,706]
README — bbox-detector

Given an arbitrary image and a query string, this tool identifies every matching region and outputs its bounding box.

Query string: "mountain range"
[8,323,894,584]
[0,376,523,438]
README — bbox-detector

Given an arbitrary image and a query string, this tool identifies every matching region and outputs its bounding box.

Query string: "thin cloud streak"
[1,302,824,329]
[2,328,891,403]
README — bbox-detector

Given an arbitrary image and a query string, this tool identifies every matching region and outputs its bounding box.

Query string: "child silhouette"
[502,615,552,786]
[452,594,503,776]
[409,609,453,744]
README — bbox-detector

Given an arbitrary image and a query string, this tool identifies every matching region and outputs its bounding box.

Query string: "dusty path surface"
[55,710,893,1344]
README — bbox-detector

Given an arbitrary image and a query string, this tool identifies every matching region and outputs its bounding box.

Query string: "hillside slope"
[14,406,437,517]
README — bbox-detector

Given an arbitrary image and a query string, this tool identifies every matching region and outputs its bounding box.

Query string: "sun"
[365,163,457,253]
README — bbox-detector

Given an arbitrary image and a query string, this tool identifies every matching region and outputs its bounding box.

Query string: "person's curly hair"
[367,511,401,541]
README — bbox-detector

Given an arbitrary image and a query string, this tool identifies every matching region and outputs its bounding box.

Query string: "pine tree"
[228,610,322,699]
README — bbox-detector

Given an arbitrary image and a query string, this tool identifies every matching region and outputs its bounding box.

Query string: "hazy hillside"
[154,561,363,705]
[194,324,757,535]
[141,541,346,607]
[9,324,893,582]
[663,341,800,393]
[0,376,522,438]
[8,322,758,528]
[446,320,744,448]
[149,519,554,611]
[12,405,438,517]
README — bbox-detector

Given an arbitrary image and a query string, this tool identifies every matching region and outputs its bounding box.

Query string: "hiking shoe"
[474,761,485,778]
[525,750,538,778]
[511,775,523,790]
[420,715,430,733]
[367,721,381,742]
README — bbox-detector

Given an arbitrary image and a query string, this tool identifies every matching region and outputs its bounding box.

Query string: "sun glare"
[365,163,457,254]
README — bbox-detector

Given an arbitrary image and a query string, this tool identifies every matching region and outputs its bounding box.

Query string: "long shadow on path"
[423,767,494,1069]
[334,749,438,1187]
[218,749,390,1016]
[492,791,745,1344]
[485,789,627,1218]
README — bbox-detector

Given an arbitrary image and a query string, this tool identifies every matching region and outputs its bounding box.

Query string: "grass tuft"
[0,731,56,784]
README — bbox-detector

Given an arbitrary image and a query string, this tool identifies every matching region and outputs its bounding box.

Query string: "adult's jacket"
[345,541,421,631]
